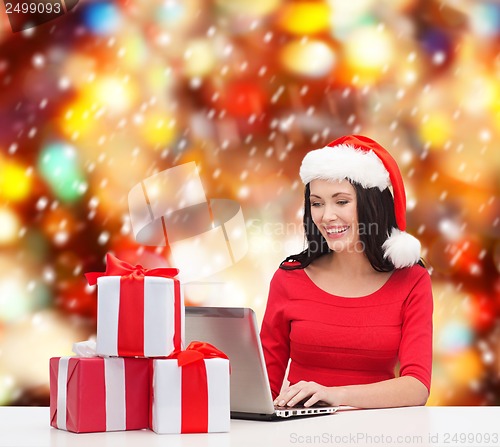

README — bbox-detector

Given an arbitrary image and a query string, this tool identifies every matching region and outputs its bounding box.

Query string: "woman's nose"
[322,205,338,222]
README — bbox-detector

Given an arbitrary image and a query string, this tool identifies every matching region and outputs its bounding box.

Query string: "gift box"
[150,341,230,434]
[85,254,185,357]
[50,342,150,433]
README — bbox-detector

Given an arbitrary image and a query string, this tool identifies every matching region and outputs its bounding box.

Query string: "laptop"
[185,306,338,421]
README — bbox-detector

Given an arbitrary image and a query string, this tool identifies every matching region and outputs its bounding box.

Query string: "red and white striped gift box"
[86,254,185,358]
[150,342,230,434]
[49,356,149,433]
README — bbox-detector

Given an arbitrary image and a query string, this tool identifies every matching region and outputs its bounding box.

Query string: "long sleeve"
[398,269,433,392]
[260,269,290,399]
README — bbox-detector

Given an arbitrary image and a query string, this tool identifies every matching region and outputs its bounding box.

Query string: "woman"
[260,135,433,409]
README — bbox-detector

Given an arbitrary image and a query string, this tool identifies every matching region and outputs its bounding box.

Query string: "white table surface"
[1,406,499,447]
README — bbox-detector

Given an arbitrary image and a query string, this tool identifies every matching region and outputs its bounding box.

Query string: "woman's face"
[309,179,360,253]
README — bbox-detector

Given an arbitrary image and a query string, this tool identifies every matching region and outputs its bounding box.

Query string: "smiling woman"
[260,135,433,410]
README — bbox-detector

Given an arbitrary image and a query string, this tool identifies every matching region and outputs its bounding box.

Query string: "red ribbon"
[85,253,179,285]
[85,254,182,357]
[169,342,229,433]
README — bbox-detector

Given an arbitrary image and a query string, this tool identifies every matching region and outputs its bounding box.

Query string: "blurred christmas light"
[0,310,91,387]
[420,28,453,66]
[140,111,178,147]
[394,51,423,86]
[470,3,500,38]
[29,281,52,312]
[329,0,376,37]
[82,2,121,35]
[117,31,148,70]
[215,0,282,17]
[19,229,51,263]
[461,72,500,115]
[277,1,331,35]
[0,372,17,405]
[146,62,174,93]
[0,255,50,324]
[59,96,101,139]
[438,218,462,241]
[436,320,474,354]
[383,0,417,11]
[56,279,97,319]
[41,207,78,246]
[221,81,268,117]
[467,293,496,333]
[155,0,187,24]
[281,39,336,78]
[0,159,32,202]
[0,208,20,244]
[60,53,96,89]
[426,364,448,406]
[447,237,484,277]
[53,251,83,281]
[183,39,217,77]
[343,26,394,84]
[442,349,484,386]
[37,142,87,203]
[418,112,453,148]
[0,276,31,323]
[493,241,500,273]
[88,76,138,114]
[432,282,475,355]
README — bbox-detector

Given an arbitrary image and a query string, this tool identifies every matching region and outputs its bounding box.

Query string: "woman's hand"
[274,381,341,408]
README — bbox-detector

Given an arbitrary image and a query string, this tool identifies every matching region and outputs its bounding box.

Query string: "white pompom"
[382,228,421,269]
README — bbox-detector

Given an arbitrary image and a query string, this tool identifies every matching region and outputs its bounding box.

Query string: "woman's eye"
[311,202,323,207]
[337,200,349,206]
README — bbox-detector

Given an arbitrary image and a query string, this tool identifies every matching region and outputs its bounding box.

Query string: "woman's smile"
[324,225,350,238]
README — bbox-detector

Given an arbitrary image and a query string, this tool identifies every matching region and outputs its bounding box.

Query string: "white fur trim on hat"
[382,228,421,269]
[299,144,390,190]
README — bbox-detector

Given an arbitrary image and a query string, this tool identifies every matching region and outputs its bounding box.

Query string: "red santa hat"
[299,134,421,269]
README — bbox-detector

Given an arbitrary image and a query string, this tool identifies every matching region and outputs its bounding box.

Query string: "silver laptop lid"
[184,307,275,414]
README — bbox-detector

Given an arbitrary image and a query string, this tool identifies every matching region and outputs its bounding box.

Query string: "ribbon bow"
[72,340,98,358]
[168,341,229,367]
[163,341,230,433]
[85,253,179,285]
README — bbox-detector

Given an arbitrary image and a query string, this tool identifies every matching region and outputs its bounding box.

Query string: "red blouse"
[260,264,433,399]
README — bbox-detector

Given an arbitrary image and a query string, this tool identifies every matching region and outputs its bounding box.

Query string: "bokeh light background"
[1,0,499,407]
